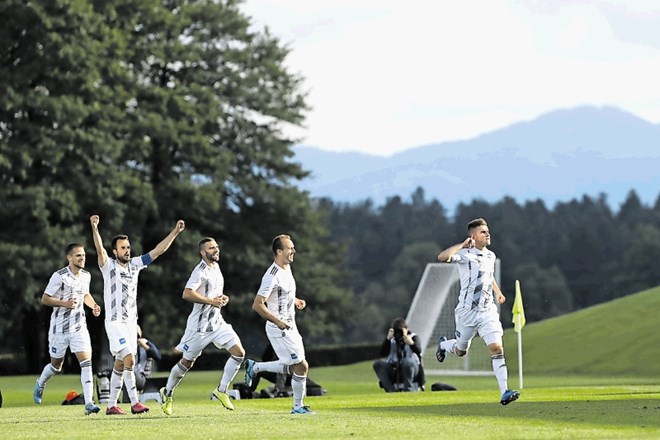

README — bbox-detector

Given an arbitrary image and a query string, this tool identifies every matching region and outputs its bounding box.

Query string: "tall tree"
[0,0,355,370]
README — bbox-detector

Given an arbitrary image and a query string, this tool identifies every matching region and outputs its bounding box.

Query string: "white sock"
[440,338,458,355]
[291,373,306,409]
[253,361,289,375]
[492,354,508,395]
[165,362,189,396]
[218,355,244,393]
[79,360,94,405]
[122,368,139,405]
[37,363,60,388]
[108,369,124,407]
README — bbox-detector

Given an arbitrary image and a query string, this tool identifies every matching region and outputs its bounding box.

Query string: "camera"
[393,328,406,345]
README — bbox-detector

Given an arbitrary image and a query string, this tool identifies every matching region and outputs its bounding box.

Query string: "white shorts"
[266,324,306,365]
[105,320,137,358]
[176,322,240,361]
[48,329,92,359]
[454,304,503,351]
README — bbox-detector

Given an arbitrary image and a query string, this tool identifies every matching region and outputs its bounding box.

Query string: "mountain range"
[292,105,660,211]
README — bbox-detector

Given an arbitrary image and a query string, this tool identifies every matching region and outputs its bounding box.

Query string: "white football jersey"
[44,267,91,334]
[257,262,297,330]
[183,260,225,334]
[450,247,497,312]
[100,256,149,323]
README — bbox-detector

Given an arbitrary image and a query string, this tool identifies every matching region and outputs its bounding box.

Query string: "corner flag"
[512,280,526,333]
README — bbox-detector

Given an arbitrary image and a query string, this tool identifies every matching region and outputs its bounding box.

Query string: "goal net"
[406,262,501,375]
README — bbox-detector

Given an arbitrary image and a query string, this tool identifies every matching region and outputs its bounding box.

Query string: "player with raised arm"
[244,234,315,415]
[33,243,102,415]
[159,237,246,415]
[435,218,520,405]
[90,214,184,415]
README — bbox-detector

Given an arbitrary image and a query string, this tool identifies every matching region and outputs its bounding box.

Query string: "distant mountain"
[292,106,660,210]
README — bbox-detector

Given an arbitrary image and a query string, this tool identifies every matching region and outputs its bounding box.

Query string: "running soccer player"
[89,214,184,415]
[244,234,315,415]
[33,243,102,415]
[159,237,245,415]
[435,218,520,405]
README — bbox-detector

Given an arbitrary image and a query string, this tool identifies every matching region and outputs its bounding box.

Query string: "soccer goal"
[406,262,501,375]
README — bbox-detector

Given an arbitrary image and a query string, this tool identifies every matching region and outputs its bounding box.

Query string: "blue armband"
[141,253,153,266]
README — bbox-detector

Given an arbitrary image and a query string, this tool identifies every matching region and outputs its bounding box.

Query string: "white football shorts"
[105,320,138,358]
[454,303,504,351]
[48,329,92,358]
[266,324,306,365]
[176,322,240,362]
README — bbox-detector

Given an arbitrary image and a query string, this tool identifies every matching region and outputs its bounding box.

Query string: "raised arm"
[148,220,185,262]
[89,215,108,267]
[437,237,474,263]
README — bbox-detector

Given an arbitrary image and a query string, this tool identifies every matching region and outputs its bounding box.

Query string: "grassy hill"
[503,285,660,376]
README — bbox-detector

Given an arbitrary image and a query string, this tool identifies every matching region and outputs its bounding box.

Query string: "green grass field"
[2,367,659,439]
[2,286,659,439]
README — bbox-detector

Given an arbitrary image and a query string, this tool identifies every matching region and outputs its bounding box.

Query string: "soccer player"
[244,234,315,414]
[90,214,185,415]
[435,218,520,405]
[33,243,102,415]
[159,237,245,415]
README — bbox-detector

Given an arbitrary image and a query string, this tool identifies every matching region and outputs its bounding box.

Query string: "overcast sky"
[242,1,660,156]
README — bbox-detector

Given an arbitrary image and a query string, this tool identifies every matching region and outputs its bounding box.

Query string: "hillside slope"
[503,286,660,376]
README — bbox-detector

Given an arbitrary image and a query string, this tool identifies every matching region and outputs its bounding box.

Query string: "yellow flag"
[512,280,526,333]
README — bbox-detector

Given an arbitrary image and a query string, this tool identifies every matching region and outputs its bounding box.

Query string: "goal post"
[406,261,501,375]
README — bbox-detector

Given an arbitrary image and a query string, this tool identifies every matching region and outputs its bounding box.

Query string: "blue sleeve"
[141,253,153,266]
[146,340,161,361]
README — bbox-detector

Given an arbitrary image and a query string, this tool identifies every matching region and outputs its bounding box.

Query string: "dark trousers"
[373,358,419,392]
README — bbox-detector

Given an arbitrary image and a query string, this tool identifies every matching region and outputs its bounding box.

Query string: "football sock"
[491,354,508,395]
[37,363,61,388]
[79,360,94,405]
[253,361,289,375]
[165,361,189,396]
[122,367,139,405]
[218,355,244,393]
[108,369,124,407]
[440,338,458,356]
[292,373,306,409]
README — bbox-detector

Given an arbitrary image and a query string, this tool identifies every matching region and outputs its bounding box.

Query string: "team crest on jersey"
[51,347,57,354]
[183,344,189,351]
[119,337,126,345]
[291,353,299,360]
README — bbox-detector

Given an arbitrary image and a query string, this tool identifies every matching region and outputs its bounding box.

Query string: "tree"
[0,0,354,370]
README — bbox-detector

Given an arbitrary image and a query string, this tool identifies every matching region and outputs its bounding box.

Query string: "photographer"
[373,318,424,392]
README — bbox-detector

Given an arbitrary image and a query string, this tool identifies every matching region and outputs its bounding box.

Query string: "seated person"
[373,318,425,392]
[134,325,161,391]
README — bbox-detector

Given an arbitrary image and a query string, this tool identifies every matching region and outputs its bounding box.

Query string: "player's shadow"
[350,399,660,429]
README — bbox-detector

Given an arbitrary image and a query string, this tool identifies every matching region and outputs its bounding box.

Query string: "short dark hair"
[198,237,215,252]
[65,243,84,256]
[272,234,291,255]
[467,218,487,232]
[391,317,408,330]
[111,234,129,250]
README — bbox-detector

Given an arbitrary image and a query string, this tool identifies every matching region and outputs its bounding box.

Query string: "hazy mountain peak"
[293,105,659,210]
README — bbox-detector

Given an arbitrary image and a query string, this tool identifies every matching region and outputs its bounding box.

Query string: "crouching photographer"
[373,318,424,392]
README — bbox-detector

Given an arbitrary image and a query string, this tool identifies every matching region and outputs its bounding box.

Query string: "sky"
[242,0,660,157]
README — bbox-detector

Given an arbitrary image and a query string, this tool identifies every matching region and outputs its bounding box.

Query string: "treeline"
[319,187,660,341]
